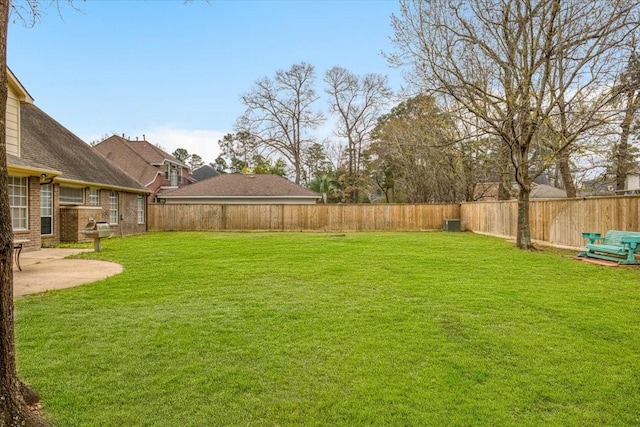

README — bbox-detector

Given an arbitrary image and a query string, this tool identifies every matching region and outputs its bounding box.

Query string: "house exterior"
[157,174,321,204]
[92,135,191,203]
[624,168,640,194]
[6,70,148,249]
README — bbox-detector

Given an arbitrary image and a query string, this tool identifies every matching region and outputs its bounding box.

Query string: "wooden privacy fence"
[148,196,640,248]
[460,195,640,248]
[148,203,460,232]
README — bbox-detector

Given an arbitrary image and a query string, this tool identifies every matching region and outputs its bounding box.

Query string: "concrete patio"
[13,248,123,297]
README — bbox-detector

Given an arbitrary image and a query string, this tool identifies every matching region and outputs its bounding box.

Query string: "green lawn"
[15,232,640,426]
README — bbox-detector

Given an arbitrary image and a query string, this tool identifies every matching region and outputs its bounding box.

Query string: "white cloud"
[136,126,228,165]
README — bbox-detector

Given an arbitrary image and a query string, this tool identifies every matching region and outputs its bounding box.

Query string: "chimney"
[122,133,125,138]
[143,134,146,141]
[136,136,139,141]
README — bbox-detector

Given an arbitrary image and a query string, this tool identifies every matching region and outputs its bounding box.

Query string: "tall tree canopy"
[390,0,640,248]
[371,95,456,202]
[324,66,391,203]
[236,62,324,184]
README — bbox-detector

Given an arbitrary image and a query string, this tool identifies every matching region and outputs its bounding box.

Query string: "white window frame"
[137,195,145,224]
[9,176,28,230]
[60,186,84,205]
[40,183,53,235]
[109,191,119,224]
[89,188,100,206]
[170,167,178,186]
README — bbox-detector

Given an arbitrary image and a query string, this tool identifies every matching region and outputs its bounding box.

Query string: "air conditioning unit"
[443,219,461,232]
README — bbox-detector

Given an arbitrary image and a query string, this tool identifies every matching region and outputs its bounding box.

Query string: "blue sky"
[8,0,404,164]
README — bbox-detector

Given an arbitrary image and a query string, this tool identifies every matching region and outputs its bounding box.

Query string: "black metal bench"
[13,239,30,271]
[578,230,640,265]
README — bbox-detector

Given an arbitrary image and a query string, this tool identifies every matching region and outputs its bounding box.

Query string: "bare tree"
[325,66,392,203]
[237,62,324,184]
[390,0,640,248]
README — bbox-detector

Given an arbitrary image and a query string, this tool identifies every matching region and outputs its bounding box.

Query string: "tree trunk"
[514,144,535,250]
[498,143,512,200]
[516,188,534,249]
[556,151,577,198]
[0,0,47,424]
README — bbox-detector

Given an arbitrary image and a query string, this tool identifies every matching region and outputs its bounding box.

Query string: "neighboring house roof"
[93,135,189,187]
[19,104,146,192]
[161,174,320,199]
[530,183,567,199]
[192,164,220,181]
[473,182,568,200]
[124,137,187,167]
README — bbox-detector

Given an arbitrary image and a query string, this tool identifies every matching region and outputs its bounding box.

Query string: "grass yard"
[15,232,640,426]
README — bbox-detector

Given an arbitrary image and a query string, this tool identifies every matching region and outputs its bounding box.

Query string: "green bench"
[578,230,640,265]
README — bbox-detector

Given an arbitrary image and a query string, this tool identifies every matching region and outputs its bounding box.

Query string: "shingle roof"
[124,138,187,167]
[7,153,61,176]
[20,104,146,192]
[92,135,188,187]
[162,174,320,198]
[192,164,220,181]
[530,183,567,199]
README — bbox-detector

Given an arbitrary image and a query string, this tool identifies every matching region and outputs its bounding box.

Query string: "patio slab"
[13,248,123,297]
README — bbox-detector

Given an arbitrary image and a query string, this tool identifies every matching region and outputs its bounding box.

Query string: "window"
[40,183,53,235]
[165,162,170,179]
[137,195,145,224]
[60,186,84,204]
[109,191,119,224]
[89,188,100,206]
[170,168,178,186]
[9,176,28,230]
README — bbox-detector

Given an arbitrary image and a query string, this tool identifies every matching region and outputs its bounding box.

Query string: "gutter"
[55,177,148,194]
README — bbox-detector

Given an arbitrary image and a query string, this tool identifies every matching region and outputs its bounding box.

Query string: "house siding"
[626,174,640,191]
[6,87,20,156]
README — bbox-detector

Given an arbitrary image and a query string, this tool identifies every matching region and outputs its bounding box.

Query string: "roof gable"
[7,68,33,104]
[104,135,187,168]
[93,136,162,186]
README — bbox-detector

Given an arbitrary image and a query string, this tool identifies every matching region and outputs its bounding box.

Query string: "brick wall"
[59,189,146,242]
[11,178,147,245]
[60,206,103,242]
[97,190,147,239]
